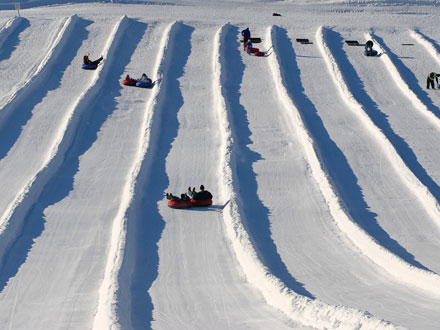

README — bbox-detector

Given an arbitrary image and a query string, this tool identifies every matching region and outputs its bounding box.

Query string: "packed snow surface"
[0,0,439,329]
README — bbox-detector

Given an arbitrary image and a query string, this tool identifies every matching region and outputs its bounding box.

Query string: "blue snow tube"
[364,50,378,57]
[136,80,153,88]
[81,63,98,70]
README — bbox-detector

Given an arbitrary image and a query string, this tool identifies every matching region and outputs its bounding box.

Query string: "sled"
[241,37,262,43]
[136,79,153,88]
[168,200,192,209]
[122,78,138,86]
[345,40,365,46]
[364,50,378,57]
[190,199,212,207]
[296,38,313,44]
[81,63,98,70]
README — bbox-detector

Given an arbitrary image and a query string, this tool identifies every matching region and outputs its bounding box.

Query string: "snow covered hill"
[0,1,439,329]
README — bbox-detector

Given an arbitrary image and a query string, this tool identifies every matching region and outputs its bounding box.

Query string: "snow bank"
[92,21,178,330]
[212,22,405,330]
[0,16,26,51]
[317,25,440,296]
[410,29,440,66]
[0,15,70,115]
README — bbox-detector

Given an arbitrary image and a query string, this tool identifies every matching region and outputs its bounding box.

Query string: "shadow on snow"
[116,23,194,330]
[0,19,147,292]
[373,32,440,120]
[0,18,91,162]
[334,30,440,227]
[0,18,30,61]
[276,27,426,269]
[222,24,313,298]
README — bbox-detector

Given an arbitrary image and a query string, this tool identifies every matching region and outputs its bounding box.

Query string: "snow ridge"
[0,15,129,288]
[0,14,78,235]
[0,16,26,51]
[317,25,440,295]
[92,21,177,330]
[0,16,70,114]
[212,23,403,330]
[410,29,440,65]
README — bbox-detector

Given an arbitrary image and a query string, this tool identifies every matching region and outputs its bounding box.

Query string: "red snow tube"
[122,78,138,86]
[250,47,260,53]
[168,200,192,209]
[191,199,212,207]
[255,52,266,57]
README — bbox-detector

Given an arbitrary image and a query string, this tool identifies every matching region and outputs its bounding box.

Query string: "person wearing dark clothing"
[365,40,373,53]
[193,185,213,200]
[241,28,251,50]
[246,40,253,55]
[83,55,103,66]
[166,192,190,202]
[427,72,439,89]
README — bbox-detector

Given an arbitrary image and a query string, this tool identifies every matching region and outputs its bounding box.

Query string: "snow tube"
[123,78,138,86]
[364,50,378,57]
[168,200,192,209]
[81,63,98,70]
[136,79,153,88]
[190,199,212,207]
[255,51,266,57]
[250,47,260,53]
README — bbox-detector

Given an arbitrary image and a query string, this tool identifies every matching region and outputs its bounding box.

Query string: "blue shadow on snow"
[0,18,30,61]
[340,29,440,217]
[0,19,148,292]
[373,32,440,120]
[0,18,92,162]
[274,27,426,269]
[116,23,194,330]
[221,25,313,298]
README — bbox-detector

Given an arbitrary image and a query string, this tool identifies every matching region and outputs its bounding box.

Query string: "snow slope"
[0,1,439,329]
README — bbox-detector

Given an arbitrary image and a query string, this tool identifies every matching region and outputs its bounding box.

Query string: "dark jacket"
[193,190,213,200]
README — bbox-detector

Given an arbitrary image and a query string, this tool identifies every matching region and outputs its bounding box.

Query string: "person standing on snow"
[427,72,439,89]
[241,27,251,50]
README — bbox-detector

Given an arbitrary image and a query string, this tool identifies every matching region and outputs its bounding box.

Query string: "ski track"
[268,25,440,329]
[317,26,440,295]
[213,23,403,330]
[341,31,440,274]
[0,15,145,329]
[93,20,173,330]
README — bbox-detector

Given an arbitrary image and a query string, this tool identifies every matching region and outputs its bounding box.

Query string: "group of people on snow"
[166,185,213,202]
[125,73,152,82]
[83,55,152,84]
[241,27,254,54]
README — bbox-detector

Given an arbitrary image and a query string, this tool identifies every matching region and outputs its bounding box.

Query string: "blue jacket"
[241,28,250,38]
